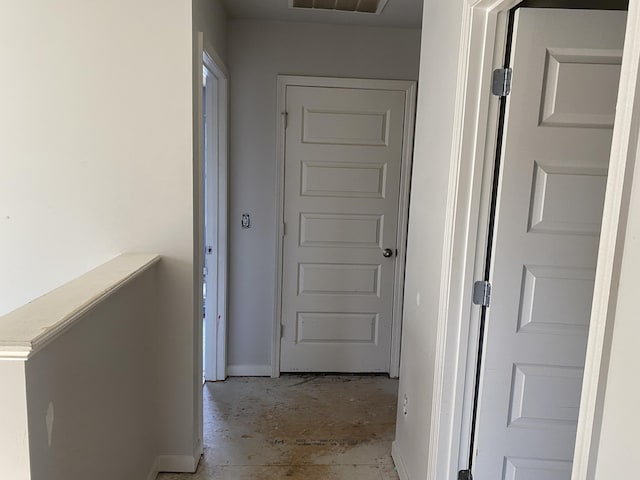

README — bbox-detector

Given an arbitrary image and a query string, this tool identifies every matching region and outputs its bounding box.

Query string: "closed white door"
[472,8,626,479]
[280,85,406,372]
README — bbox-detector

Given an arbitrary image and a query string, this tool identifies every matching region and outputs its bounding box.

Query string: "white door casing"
[472,8,626,480]
[202,48,229,382]
[278,81,411,373]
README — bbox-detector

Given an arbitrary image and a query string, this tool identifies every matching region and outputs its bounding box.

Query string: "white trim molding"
[146,461,159,480]
[154,454,200,474]
[202,41,230,383]
[272,75,417,378]
[573,4,640,479]
[391,440,410,480]
[426,1,520,478]
[226,364,273,377]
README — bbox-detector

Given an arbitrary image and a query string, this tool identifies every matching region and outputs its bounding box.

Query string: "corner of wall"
[154,454,200,475]
[392,440,410,480]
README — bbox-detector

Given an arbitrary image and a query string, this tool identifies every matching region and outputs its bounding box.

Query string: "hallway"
[158,375,400,479]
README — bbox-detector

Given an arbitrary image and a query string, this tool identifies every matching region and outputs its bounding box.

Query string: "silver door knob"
[382,248,394,258]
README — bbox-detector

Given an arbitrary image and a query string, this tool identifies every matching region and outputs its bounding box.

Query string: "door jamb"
[573,5,640,478]
[272,75,417,378]
[193,31,229,462]
[202,46,229,382]
[426,1,636,479]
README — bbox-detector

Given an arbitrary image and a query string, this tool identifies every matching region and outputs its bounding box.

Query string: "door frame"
[272,75,417,378]
[424,1,638,480]
[201,47,229,382]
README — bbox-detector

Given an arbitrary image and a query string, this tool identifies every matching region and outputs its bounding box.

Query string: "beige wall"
[226,19,422,371]
[392,1,465,478]
[0,0,197,461]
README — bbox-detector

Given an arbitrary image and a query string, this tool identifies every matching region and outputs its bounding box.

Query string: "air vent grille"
[290,0,389,14]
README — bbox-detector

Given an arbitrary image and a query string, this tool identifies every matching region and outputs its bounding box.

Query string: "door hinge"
[492,67,512,97]
[280,222,286,237]
[458,469,473,480]
[473,280,492,307]
[280,324,284,338]
[282,111,288,129]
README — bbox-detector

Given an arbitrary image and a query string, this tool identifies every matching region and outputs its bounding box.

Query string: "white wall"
[0,0,197,463]
[226,19,422,371]
[392,1,465,479]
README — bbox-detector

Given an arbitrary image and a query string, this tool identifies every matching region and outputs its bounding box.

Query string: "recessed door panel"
[302,108,390,146]
[508,364,584,428]
[298,263,380,296]
[503,458,573,480]
[517,266,595,335]
[300,213,383,248]
[301,162,387,198]
[296,312,378,344]
[529,163,607,235]
[540,49,622,128]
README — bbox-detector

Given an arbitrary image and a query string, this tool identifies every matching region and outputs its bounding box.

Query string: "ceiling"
[221,0,424,29]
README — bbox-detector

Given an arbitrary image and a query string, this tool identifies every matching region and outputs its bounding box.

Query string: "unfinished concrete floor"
[158,375,400,479]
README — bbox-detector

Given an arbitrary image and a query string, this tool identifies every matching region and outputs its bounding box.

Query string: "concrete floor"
[158,375,400,479]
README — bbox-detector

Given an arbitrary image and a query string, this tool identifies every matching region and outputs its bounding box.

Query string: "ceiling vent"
[289,0,389,15]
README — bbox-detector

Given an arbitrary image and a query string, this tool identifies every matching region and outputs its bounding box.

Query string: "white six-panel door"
[472,8,626,479]
[279,85,406,372]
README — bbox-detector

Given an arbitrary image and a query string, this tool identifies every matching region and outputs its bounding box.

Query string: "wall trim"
[392,440,410,480]
[226,364,272,376]
[272,75,417,378]
[193,31,230,469]
[0,254,160,359]
[154,454,199,473]
[425,2,521,478]
[202,40,230,384]
[146,460,159,480]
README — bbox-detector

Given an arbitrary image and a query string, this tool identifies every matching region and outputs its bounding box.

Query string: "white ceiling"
[221,0,423,29]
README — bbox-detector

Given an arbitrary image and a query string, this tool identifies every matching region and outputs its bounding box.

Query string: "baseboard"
[146,459,159,480]
[226,364,272,376]
[392,441,410,480]
[153,454,199,473]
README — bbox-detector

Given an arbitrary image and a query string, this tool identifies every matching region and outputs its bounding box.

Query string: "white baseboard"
[146,460,159,480]
[153,454,199,473]
[226,364,272,376]
[392,441,410,480]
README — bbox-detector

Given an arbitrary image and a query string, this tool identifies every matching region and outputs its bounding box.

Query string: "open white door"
[203,50,228,382]
[471,8,626,479]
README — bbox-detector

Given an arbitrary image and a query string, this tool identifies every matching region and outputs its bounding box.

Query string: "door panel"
[280,85,406,372]
[472,8,626,479]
